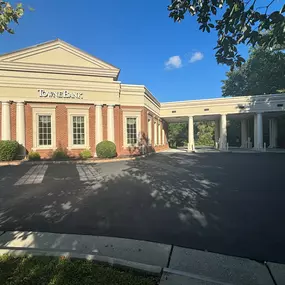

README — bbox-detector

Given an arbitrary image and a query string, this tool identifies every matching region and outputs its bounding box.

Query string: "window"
[127,117,137,144]
[38,115,52,146]
[67,107,90,149]
[72,116,85,145]
[32,104,56,150]
[123,111,141,147]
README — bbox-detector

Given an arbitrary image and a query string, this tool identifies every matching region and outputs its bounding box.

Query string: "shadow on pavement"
[0,152,285,263]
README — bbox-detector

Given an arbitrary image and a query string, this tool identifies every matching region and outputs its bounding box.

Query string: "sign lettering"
[38,89,83,99]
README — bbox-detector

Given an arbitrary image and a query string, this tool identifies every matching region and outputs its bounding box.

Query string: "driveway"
[0,151,285,263]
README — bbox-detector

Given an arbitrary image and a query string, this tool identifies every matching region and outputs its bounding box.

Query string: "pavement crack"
[265,262,278,285]
[166,244,174,268]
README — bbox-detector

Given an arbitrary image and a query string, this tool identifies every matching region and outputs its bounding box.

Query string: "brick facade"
[11,103,16,141]
[102,105,108,141]
[0,102,168,158]
[25,104,33,152]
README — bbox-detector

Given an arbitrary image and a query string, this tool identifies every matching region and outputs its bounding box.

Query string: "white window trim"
[123,111,141,147]
[32,106,56,150]
[67,108,90,150]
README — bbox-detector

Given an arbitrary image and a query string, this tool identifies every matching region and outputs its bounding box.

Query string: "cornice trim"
[0,62,119,79]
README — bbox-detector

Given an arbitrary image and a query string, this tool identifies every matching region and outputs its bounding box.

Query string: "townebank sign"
[38,89,83,99]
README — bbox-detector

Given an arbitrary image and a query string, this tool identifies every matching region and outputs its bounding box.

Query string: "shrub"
[52,147,69,160]
[0,140,19,161]
[28,151,41,161]
[96,140,116,158]
[80,149,92,160]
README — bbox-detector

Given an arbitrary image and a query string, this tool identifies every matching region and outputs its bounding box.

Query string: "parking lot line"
[14,165,48,186]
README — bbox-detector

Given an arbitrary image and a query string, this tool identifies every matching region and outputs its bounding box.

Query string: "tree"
[194,121,215,146]
[168,121,216,148]
[168,123,188,147]
[168,0,285,69]
[222,47,285,96]
[0,2,24,34]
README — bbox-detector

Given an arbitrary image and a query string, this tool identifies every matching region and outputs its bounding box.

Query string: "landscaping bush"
[80,149,92,160]
[52,147,69,160]
[96,140,116,158]
[28,151,41,161]
[0,140,19,161]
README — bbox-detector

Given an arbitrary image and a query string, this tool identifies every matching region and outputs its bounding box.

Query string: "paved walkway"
[0,231,284,285]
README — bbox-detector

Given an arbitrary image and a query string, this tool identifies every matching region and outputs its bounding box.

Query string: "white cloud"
[189,51,204,63]
[165,55,182,70]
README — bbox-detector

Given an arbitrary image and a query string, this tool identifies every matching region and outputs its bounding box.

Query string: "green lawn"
[0,255,159,285]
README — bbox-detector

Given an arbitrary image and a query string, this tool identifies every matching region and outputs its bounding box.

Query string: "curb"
[20,157,138,165]
[162,268,232,285]
[0,161,23,166]
[0,248,162,276]
[0,151,162,167]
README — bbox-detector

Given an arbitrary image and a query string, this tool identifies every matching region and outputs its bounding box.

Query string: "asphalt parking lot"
[0,151,285,263]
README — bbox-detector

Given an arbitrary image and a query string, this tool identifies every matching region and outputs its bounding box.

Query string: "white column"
[269,118,278,148]
[219,114,227,150]
[16,102,26,156]
[158,123,161,145]
[95,104,103,146]
[254,114,257,148]
[107,105,115,142]
[214,119,220,149]
[154,121,157,145]
[162,128,165,145]
[241,119,248,148]
[255,112,263,150]
[1,101,11,140]
[247,119,252,148]
[188,116,195,151]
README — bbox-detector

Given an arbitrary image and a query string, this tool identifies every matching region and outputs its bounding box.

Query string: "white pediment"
[0,39,119,72]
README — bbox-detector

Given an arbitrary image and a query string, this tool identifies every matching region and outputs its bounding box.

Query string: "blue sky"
[0,0,255,102]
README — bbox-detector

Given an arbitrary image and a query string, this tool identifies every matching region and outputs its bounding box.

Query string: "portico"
[160,94,285,151]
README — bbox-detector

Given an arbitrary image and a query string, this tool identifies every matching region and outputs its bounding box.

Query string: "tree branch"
[256,0,277,14]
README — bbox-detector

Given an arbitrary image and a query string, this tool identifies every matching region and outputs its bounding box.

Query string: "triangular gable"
[0,39,119,72]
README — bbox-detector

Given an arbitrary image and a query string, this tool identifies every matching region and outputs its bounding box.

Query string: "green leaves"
[168,0,285,69]
[222,47,285,97]
[0,1,25,34]
[168,123,188,148]
[195,121,215,146]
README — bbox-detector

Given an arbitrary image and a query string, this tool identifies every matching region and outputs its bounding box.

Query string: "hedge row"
[28,142,117,160]
[0,140,117,161]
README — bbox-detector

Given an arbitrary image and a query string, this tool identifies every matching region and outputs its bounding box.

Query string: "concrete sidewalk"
[0,231,284,285]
